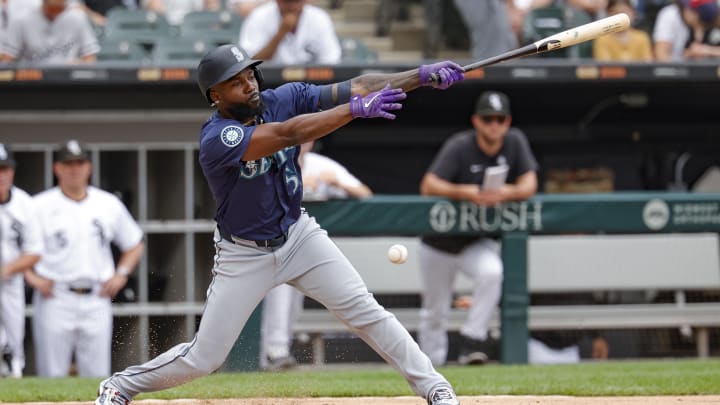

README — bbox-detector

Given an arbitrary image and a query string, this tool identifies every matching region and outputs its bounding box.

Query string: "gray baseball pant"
[103,212,450,399]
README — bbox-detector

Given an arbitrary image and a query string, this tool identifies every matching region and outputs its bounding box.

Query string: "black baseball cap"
[474,91,511,116]
[0,143,15,167]
[54,139,91,162]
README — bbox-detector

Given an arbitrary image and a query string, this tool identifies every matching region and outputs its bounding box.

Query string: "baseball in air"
[387,244,408,264]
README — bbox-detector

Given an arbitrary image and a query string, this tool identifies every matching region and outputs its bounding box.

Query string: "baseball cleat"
[96,382,131,405]
[427,385,460,405]
[262,355,297,372]
[457,335,494,366]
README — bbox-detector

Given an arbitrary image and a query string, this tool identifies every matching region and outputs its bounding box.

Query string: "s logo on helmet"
[221,126,244,147]
[231,46,245,62]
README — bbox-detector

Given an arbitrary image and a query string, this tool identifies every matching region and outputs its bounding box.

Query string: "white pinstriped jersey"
[33,186,143,283]
[0,186,43,288]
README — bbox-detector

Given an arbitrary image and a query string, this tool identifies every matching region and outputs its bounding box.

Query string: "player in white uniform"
[0,144,43,378]
[30,140,144,377]
[260,140,373,370]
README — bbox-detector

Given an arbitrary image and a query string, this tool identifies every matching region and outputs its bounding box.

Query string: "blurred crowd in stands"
[1,0,720,66]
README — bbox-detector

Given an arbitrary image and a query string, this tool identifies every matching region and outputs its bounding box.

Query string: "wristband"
[116,266,131,277]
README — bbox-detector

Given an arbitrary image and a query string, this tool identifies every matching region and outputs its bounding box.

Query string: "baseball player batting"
[95,44,464,405]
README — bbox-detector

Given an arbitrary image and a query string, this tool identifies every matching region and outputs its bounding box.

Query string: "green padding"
[501,232,529,364]
[305,192,720,235]
[224,304,262,371]
[304,192,720,364]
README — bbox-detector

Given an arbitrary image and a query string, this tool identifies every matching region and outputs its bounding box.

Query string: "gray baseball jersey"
[0,7,99,63]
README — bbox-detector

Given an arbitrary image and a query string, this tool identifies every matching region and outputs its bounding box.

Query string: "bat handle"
[429,67,469,85]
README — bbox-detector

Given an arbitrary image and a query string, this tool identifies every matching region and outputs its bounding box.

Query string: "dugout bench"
[297,193,720,364]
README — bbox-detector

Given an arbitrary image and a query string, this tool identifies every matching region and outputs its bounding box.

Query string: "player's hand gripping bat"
[430,13,631,84]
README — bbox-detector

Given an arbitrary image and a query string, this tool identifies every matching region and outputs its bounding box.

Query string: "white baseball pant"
[260,283,303,366]
[528,338,580,364]
[418,238,503,366]
[32,284,112,377]
[0,275,25,377]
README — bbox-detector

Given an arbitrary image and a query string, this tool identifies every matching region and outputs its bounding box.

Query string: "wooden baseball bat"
[430,13,631,83]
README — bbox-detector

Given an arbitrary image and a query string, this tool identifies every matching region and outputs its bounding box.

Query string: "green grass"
[1,359,719,402]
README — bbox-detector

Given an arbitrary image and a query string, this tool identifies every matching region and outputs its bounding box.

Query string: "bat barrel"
[429,13,630,84]
[535,12,630,53]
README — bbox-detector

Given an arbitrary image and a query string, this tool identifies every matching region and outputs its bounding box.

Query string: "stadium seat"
[151,38,211,65]
[97,39,150,64]
[521,6,567,58]
[563,6,594,59]
[179,11,242,47]
[104,9,172,48]
[338,37,378,64]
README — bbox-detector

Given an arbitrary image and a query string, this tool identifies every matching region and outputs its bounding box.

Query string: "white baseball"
[387,244,408,264]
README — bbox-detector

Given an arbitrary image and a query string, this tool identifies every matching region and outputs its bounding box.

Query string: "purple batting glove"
[418,61,465,90]
[349,83,407,120]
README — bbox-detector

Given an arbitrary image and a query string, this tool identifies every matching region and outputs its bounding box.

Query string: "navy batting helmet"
[197,44,264,105]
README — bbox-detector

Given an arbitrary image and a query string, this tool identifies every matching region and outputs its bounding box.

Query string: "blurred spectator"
[239,0,341,64]
[653,0,688,61]
[567,0,609,19]
[653,0,720,61]
[141,0,220,25]
[1,0,41,39]
[226,0,267,17]
[260,140,373,371]
[681,0,720,59]
[73,0,138,26]
[454,0,518,59]
[507,0,554,44]
[0,0,100,64]
[375,0,412,37]
[593,0,653,61]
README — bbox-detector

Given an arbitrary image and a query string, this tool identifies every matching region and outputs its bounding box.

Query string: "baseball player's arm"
[243,82,405,160]
[339,182,372,199]
[313,171,373,198]
[100,241,145,298]
[485,170,538,203]
[244,106,354,161]
[421,170,537,206]
[420,172,482,202]
[318,62,463,107]
[1,254,40,279]
[350,61,464,96]
[0,54,16,62]
[23,268,54,298]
